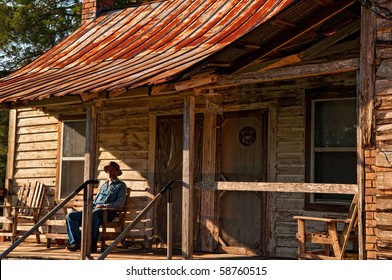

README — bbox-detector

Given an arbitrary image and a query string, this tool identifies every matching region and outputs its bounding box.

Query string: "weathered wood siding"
[10,108,58,198]
[97,100,152,242]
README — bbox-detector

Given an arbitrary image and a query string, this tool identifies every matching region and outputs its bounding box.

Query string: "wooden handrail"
[0,179,99,260]
[98,180,180,260]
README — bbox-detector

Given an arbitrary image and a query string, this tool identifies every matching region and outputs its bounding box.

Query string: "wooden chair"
[45,192,85,248]
[46,187,131,252]
[100,188,131,252]
[293,193,358,260]
[0,181,46,243]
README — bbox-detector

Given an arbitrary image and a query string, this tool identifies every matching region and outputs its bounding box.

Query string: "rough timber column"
[82,0,114,24]
[199,112,218,252]
[360,3,376,260]
[182,95,195,260]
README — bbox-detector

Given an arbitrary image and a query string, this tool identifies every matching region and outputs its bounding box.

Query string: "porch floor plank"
[0,241,271,260]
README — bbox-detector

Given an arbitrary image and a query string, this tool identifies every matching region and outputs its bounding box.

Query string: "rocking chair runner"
[293,193,358,260]
[0,181,46,243]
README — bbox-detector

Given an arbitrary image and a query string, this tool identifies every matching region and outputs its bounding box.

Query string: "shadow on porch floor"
[0,241,293,260]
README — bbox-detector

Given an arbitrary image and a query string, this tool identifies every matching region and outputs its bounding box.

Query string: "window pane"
[314,152,356,203]
[314,100,356,147]
[63,121,86,157]
[315,151,357,184]
[60,160,85,198]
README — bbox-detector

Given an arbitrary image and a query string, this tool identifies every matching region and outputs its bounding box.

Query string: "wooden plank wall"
[11,108,59,199]
[97,99,151,242]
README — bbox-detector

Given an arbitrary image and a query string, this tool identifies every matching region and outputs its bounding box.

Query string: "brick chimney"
[82,0,114,23]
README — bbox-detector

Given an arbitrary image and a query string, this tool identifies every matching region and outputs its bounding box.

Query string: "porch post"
[81,104,98,259]
[182,95,195,259]
[359,5,376,260]
[4,110,16,219]
[199,112,218,252]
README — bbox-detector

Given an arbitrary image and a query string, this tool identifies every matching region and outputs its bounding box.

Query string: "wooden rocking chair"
[293,193,358,260]
[0,181,46,243]
[46,187,131,252]
[100,187,131,252]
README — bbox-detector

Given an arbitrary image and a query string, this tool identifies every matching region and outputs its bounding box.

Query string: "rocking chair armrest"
[14,206,42,210]
[293,215,347,223]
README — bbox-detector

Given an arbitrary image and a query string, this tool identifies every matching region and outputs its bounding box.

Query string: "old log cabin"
[0,0,391,260]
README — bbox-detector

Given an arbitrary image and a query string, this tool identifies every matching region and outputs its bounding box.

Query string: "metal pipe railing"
[98,180,180,260]
[0,179,99,260]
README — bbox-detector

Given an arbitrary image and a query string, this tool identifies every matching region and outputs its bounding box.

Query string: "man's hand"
[95,204,106,208]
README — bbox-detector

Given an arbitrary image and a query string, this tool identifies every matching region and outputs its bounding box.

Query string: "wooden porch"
[0,241,279,260]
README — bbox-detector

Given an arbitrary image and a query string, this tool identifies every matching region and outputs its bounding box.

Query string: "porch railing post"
[167,188,173,260]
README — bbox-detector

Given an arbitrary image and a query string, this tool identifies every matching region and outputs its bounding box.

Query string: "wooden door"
[218,110,267,254]
[155,115,203,248]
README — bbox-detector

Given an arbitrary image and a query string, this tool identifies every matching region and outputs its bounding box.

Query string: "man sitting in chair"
[66,161,127,253]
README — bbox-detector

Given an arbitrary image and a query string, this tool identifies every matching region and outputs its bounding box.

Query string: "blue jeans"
[66,208,116,246]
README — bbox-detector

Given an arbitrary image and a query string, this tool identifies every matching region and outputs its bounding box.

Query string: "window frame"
[56,114,87,202]
[305,88,356,212]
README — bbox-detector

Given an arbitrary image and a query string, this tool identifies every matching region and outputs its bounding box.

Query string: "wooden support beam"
[216,58,359,87]
[151,84,176,95]
[173,59,359,93]
[258,54,303,71]
[312,0,334,6]
[175,74,218,91]
[2,95,83,109]
[359,4,377,261]
[271,18,296,28]
[182,95,195,259]
[303,18,360,59]
[199,113,218,252]
[81,105,98,259]
[146,115,157,248]
[243,18,360,73]
[230,0,356,73]
[196,182,358,194]
[3,110,16,226]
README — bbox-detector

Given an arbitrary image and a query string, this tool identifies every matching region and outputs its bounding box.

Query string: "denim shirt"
[93,178,127,209]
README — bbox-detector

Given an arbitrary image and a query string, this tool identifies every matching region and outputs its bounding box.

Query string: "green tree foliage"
[0,110,8,187]
[0,0,151,188]
[0,0,81,187]
[0,0,81,73]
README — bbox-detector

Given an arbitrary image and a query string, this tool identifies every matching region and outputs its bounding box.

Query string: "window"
[58,118,86,199]
[308,97,356,208]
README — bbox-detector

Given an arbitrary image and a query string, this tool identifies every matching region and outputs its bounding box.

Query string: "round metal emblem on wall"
[239,126,256,147]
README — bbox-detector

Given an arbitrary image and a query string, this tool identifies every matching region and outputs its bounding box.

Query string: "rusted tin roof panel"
[0,0,294,103]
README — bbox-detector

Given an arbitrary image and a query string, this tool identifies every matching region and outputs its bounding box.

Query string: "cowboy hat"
[104,161,123,176]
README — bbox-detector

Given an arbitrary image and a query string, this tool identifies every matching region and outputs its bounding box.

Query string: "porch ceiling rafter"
[174,58,359,91]
[224,0,357,74]
[249,17,361,72]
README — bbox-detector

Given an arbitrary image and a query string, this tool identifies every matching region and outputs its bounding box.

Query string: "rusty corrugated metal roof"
[0,0,294,104]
